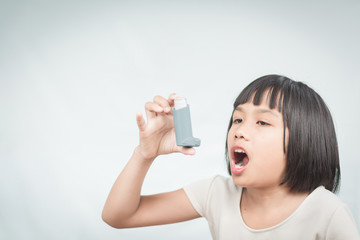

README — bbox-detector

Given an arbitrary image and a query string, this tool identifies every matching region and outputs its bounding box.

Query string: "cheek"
[255,144,287,183]
[227,128,234,144]
[256,132,286,167]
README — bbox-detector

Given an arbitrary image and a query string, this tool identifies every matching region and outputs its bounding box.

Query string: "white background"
[1,0,359,239]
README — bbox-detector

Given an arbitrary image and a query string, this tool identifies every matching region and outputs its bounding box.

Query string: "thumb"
[136,112,146,131]
[179,147,196,156]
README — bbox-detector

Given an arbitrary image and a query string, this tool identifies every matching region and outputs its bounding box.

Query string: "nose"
[234,124,249,141]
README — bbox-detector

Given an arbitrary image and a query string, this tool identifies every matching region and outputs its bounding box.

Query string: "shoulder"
[184,174,237,192]
[306,186,357,218]
[183,175,241,216]
[308,186,342,207]
[303,186,347,217]
[211,175,242,195]
[300,186,360,239]
[326,202,360,239]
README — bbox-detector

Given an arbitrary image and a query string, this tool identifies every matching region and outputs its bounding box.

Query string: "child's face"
[227,98,288,189]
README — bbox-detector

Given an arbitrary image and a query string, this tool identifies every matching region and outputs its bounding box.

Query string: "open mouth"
[232,148,249,169]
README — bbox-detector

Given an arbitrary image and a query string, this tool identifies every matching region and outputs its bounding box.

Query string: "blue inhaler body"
[172,97,201,147]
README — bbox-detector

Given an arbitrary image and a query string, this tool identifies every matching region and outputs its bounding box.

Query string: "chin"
[231,175,248,187]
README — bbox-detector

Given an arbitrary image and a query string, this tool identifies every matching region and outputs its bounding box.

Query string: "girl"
[102,75,360,239]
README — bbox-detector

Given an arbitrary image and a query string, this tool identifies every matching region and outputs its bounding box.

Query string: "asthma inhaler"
[172,97,201,147]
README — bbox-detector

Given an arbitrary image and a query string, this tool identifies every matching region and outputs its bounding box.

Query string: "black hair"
[225,75,340,193]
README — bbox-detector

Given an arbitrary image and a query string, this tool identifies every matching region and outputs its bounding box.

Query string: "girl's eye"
[233,118,242,124]
[257,121,269,126]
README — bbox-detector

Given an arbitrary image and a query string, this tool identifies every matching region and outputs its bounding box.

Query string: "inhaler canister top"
[174,97,187,110]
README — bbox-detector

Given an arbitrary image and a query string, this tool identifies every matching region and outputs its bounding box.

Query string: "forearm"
[102,146,154,226]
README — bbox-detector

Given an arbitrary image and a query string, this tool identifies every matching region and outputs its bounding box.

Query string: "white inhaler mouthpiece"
[172,97,201,147]
[174,97,188,110]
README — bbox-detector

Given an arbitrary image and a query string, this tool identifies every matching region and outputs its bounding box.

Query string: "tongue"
[243,156,249,165]
[235,156,249,168]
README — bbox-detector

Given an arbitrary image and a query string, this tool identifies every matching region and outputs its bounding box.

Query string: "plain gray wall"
[1,1,359,239]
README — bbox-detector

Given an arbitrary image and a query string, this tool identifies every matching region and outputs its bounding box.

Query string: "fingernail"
[165,107,171,112]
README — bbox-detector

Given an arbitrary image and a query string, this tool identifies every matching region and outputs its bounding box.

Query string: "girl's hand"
[136,93,195,161]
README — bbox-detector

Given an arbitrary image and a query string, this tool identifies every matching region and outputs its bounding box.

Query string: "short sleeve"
[326,203,360,239]
[183,176,217,217]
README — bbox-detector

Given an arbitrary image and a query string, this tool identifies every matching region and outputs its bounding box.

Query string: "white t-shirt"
[184,175,360,240]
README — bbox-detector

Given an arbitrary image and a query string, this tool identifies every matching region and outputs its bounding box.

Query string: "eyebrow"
[235,106,280,118]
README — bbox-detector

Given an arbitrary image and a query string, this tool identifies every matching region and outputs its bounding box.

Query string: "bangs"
[233,75,288,112]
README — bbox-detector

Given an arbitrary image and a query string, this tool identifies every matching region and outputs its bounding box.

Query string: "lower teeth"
[235,162,244,168]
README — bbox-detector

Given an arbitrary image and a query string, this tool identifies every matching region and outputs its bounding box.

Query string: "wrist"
[134,146,156,163]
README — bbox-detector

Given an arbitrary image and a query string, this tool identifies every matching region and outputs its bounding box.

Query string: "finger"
[145,101,163,112]
[178,146,196,156]
[136,112,146,131]
[145,102,163,119]
[153,95,172,113]
[168,93,179,108]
